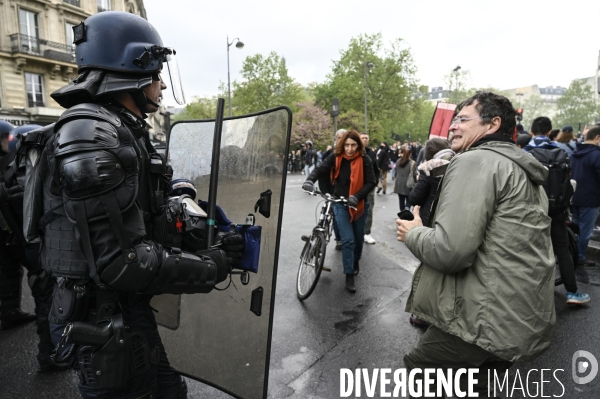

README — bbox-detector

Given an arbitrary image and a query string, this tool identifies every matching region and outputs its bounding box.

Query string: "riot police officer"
[19,11,241,398]
[0,122,70,372]
[0,120,35,331]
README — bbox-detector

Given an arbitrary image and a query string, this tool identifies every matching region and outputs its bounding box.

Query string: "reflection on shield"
[152,106,291,399]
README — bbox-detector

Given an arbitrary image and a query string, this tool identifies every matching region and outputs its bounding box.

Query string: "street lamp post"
[363,61,375,133]
[453,65,461,104]
[227,35,244,117]
[516,92,524,106]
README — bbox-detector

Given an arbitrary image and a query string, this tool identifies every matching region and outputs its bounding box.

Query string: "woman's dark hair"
[334,130,365,156]
[399,145,411,163]
[424,138,450,161]
[456,91,516,140]
[549,129,560,141]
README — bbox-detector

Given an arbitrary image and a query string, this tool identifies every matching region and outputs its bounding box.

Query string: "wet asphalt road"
[1,173,600,398]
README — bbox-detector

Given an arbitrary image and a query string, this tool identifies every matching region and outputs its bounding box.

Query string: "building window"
[63,0,81,6]
[97,0,111,12]
[25,73,45,107]
[65,22,76,54]
[19,9,39,53]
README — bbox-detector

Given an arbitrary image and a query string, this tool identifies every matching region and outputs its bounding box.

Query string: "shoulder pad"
[54,104,121,157]
[56,103,122,130]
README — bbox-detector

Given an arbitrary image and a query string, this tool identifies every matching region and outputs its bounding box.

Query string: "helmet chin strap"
[131,91,158,118]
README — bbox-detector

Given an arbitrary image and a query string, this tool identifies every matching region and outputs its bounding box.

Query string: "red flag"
[429,102,457,140]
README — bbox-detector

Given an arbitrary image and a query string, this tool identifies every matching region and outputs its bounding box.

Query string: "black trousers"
[550,210,578,293]
[0,239,54,356]
[52,299,185,399]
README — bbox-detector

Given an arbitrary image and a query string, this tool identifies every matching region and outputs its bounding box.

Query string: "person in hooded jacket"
[408,139,454,227]
[397,92,555,396]
[571,125,600,267]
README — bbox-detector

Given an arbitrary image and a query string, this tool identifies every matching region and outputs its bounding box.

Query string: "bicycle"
[296,189,348,300]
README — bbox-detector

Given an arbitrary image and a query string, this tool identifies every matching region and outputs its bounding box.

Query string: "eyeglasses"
[450,117,484,126]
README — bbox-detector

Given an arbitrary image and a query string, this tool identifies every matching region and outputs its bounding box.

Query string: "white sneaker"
[364,234,376,244]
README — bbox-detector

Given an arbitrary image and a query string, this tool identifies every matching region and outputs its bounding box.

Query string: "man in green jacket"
[397,92,555,397]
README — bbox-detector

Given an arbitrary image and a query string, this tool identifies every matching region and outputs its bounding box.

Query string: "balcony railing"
[9,33,76,64]
[63,0,80,6]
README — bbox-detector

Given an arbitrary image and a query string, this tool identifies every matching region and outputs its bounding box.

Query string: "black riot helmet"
[51,11,185,111]
[7,124,43,152]
[0,120,15,154]
[0,120,14,136]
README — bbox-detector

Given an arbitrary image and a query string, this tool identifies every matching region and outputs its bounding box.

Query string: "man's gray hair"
[335,129,347,138]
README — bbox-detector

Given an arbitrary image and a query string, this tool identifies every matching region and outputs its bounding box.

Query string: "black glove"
[348,195,358,208]
[302,181,314,192]
[195,249,230,284]
[216,230,245,268]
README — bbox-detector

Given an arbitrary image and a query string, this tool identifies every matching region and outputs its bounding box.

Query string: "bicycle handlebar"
[303,189,357,210]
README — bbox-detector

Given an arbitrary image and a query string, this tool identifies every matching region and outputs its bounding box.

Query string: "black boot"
[0,308,36,330]
[345,275,356,293]
[353,260,359,276]
[0,259,34,330]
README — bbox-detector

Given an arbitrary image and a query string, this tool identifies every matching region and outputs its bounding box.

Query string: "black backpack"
[530,147,574,212]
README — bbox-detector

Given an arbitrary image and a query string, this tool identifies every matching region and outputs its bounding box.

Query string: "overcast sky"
[144,0,600,106]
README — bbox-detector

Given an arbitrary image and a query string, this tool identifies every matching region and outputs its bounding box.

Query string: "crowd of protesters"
[299,91,595,396]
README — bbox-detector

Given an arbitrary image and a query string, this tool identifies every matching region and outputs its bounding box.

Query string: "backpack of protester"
[530,147,574,212]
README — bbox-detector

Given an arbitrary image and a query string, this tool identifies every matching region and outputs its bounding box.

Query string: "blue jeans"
[572,206,600,261]
[333,214,341,241]
[304,164,314,177]
[333,202,369,275]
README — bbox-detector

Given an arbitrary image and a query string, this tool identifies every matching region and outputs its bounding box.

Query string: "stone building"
[0,0,146,126]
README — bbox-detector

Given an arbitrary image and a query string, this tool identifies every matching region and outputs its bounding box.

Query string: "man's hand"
[397,206,423,242]
[302,181,314,192]
[348,195,358,208]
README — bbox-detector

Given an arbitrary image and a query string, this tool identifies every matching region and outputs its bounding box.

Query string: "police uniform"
[19,12,240,398]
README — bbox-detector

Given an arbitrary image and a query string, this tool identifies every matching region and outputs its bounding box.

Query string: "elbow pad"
[99,243,230,295]
[146,249,223,295]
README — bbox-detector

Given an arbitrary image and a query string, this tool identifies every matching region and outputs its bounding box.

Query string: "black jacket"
[304,147,317,166]
[377,146,390,171]
[408,169,441,226]
[572,143,600,207]
[365,147,380,181]
[308,153,376,201]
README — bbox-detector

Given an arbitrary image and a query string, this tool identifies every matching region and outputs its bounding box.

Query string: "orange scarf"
[330,152,364,222]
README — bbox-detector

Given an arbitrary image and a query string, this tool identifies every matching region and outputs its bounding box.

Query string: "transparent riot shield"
[152,106,291,399]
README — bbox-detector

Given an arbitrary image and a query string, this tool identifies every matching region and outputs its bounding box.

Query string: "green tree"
[336,109,384,143]
[555,80,600,130]
[509,95,552,130]
[173,96,218,121]
[231,52,305,115]
[444,68,471,105]
[313,33,418,144]
[395,99,436,143]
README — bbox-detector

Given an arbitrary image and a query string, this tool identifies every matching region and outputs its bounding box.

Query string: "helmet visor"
[165,49,185,105]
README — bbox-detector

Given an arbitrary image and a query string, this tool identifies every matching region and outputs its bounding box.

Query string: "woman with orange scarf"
[302,130,377,292]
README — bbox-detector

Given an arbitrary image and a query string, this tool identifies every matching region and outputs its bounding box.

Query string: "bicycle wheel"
[296,231,327,300]
[555,225,579,286]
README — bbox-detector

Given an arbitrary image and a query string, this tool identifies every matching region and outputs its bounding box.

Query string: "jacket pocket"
[411,265,456,324]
